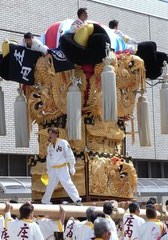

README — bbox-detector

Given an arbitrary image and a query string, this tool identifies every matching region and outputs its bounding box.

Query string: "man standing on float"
[41,127,82,205]
[70,8,88,33]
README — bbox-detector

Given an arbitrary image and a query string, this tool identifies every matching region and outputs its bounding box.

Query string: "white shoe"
[62,201,69,205]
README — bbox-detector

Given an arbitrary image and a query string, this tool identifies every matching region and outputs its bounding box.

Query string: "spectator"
[70,8,88,33]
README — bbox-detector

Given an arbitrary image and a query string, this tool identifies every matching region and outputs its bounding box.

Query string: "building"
[0,0,168,184]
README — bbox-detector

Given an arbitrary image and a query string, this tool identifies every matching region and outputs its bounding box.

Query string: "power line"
[148,16,157,160]
[0,28,40,37]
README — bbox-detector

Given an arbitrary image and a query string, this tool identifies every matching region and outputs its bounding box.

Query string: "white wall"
[89,0,168,19]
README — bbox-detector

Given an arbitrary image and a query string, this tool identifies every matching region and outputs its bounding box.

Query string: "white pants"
[41,165,81,204]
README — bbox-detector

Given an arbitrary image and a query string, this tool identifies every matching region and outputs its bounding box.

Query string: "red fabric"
[81,64,94,79]
[45,22,61,48]
[81,65,94,107]
[115,50,131,59]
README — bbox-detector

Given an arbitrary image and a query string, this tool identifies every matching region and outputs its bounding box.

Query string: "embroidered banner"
[9,44,41,85]
[50,46,75,72]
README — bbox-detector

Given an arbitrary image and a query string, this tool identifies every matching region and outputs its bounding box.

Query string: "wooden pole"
[0,203,165,220]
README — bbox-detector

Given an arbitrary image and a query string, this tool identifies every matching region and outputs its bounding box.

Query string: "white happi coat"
[123,213,145,240]
[41,138,81,204]
[111,29,138,53]
[138,219,168,240]
[116,220,123,240]
[35,217,63,240]
[46,139,75,168]
[75,220,94,240]
[114,30,137,45]
[64,218,80,240]
[23,38,48,54]
[105,215,119,240]
[6,215,44,240]
[70,18,86,33]
[0,215,4,240]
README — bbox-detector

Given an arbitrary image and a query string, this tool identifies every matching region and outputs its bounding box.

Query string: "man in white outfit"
[0,214,4,240]
[35,215,64,240]
[138,205,168,240]
[74,207,96,240]
[41,127,82,205]
[103,201,119,240]
[94,217,112,240]
[23,32,49,55]
[123,202,145,240]
[70,8,88,33]
[109,20,138,53]
[4,202,44,240]
[64,217,80,240]
[35,205,65,240]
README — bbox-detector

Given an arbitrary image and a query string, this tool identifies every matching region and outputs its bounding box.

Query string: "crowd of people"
[0,198,168,239]
[64,199,168,240]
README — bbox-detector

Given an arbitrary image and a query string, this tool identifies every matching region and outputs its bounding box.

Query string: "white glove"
[69,165,76,175]
[128,38,138,45]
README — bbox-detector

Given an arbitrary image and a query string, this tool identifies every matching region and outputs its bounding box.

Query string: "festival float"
[0,19,168,203]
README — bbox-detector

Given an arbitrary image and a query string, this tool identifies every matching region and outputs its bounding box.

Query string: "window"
[0,154,31,177]
[137,161,149,178]
[0,154,8,176]
[163,162,168,177]
[133,159,166,178]
[9,155,27,176]
[151,162,162,178]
